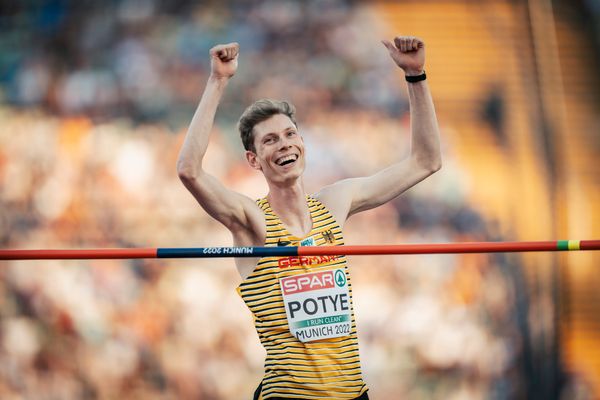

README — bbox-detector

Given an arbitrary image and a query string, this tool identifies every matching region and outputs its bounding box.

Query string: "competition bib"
[280,269,352,342]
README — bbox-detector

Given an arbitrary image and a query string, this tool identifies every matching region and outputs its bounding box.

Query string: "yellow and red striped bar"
[0,240,599,260]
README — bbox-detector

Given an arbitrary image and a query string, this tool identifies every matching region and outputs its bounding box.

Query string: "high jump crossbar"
[1,240,599,260]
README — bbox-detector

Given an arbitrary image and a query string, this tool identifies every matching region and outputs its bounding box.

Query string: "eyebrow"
[262,127,296,138]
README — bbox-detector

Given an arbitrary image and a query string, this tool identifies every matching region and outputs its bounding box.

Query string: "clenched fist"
[382,36,425,76]
[209,42,239,79]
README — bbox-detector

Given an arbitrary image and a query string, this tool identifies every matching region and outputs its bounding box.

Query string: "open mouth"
[275,154,299,166]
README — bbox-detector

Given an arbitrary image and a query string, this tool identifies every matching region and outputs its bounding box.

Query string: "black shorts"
[253,382,369,400]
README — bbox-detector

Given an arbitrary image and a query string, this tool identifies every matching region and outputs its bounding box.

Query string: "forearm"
[407,80,442,171]
[177,76,229,176]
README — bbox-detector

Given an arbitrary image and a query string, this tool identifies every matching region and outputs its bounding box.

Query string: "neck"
[267,179,312,237]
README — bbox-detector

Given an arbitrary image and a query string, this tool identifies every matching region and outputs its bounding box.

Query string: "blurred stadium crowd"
[0,108,527,399]
[0,1,591,399]
[2,0,407,124]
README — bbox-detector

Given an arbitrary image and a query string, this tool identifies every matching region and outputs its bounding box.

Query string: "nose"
[279,135,292,150]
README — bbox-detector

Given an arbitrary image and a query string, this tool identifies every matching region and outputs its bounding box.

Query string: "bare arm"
[177,43,263,235]
[317,36,441,225]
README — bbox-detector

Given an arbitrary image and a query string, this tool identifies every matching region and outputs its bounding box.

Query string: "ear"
[246,150,262,170]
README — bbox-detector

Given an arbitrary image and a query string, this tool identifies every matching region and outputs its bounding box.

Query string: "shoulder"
[313,180,359,228]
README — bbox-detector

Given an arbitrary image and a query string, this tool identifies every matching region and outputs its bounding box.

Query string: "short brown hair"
[238,99,297,152]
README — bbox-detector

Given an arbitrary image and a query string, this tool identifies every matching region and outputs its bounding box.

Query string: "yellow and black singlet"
[237,195,368,399]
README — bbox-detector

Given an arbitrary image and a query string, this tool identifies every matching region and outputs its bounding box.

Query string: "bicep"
[318,158,436,221]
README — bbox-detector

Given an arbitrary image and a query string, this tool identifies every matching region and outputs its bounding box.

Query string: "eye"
[264,136,276,144]
[287,130,296,137]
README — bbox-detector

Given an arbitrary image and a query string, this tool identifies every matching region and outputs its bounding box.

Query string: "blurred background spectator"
[0,0,599,399]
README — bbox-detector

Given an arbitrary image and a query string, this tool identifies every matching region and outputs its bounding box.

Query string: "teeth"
[277,155,297,165]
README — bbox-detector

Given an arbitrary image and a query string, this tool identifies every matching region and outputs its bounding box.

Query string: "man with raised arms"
[177,36,441,400]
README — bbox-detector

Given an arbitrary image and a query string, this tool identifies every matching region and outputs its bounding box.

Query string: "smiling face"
[246,113,305,186]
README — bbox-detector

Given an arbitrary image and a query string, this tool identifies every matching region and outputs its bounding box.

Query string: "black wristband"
[405,72,426,83]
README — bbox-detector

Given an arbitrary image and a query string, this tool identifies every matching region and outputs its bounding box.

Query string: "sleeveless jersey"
[237,195,368,399]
